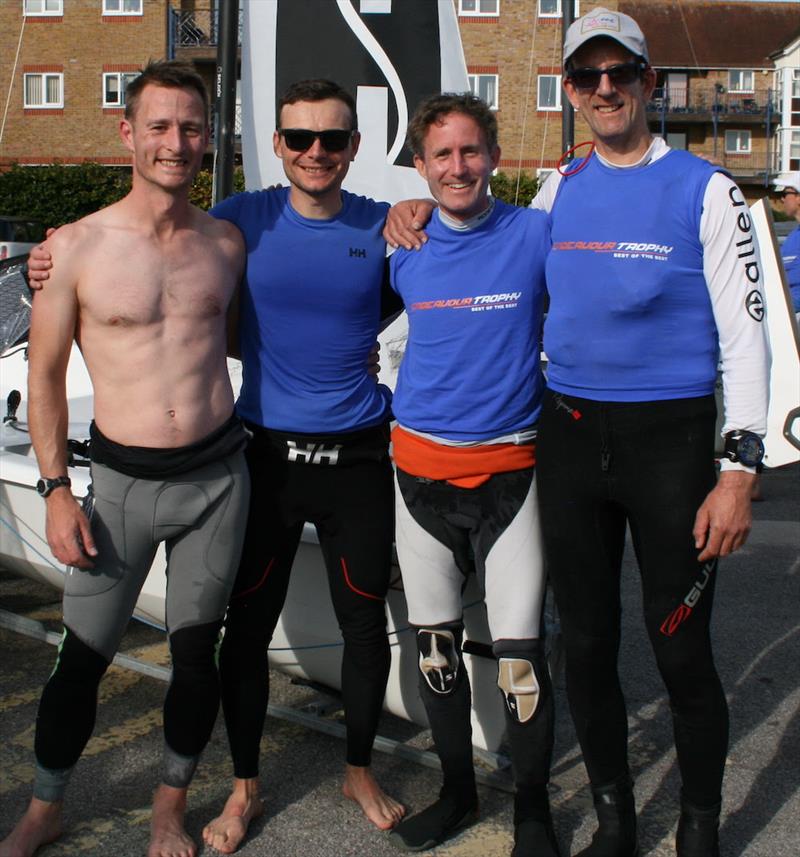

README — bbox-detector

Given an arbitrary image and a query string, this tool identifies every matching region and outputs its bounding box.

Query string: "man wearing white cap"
[774,172,800,312]
[530,8,769,857]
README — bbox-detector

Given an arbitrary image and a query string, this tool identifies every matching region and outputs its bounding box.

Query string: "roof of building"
[619,1,800,68]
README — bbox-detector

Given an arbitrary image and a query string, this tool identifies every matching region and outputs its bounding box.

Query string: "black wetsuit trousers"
[219,423,393,777]
[536,391,729,809]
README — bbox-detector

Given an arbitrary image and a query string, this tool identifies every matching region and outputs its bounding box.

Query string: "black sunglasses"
[279,128,354,152]
[567,61,647,91]
[782,189,798,198]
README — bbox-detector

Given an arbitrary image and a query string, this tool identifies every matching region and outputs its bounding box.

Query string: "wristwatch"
[722,431,764,468]
[36,475,72,498]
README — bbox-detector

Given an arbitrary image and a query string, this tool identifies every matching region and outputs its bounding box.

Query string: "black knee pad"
[169,620,223,681]
[35,626,110,771]
[416,623,464,695]
[493,638,550,724]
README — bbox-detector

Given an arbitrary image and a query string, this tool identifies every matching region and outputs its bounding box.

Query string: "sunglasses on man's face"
[567,61,647,91]
[782,189,799,199]
[279,128,354,152]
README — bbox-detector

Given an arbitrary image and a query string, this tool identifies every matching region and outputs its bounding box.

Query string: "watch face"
[36,479,47,496]
[739,434,764,467]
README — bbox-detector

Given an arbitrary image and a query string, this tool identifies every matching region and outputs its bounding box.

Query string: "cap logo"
[581,12,621,33]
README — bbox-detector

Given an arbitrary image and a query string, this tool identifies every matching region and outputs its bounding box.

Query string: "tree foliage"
[0,163,247,225]
[490,171,540,208]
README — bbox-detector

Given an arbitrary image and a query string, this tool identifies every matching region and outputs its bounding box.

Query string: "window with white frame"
[724,129,751,154]
[468,74,498,109]
[103,0,143,14]
[23,0,63,14]
[537,74,562,110]
[793,69,800,99]
[103,72,138,107]
[459,0,499,16]
[538,0,579,17]
[24,73,63,108]
[728,70,754,93]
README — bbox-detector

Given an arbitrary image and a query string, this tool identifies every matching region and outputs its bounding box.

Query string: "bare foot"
[202,777,264,854]
[148,785,195,857]
[0,797,63,857]
[342,764,405,830]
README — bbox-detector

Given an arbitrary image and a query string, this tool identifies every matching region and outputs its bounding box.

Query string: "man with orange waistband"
[387,93,558,857]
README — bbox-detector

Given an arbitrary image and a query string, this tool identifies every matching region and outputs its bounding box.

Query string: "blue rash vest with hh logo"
[211,188,392,433]
[545,150,721,402]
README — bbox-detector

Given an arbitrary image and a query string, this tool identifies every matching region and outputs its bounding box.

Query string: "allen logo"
[286,441,343,465]
[745,290,764,322]
[349,247,367,258]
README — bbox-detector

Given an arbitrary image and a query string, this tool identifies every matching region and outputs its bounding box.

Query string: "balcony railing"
[647,87,777,118]
[174,8,242,47]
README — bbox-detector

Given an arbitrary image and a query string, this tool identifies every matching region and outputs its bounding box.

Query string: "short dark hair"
[406,93,498,158]
[276,79,358,130]
[124,60,209,123]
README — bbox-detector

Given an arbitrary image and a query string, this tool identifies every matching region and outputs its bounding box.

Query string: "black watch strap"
[722,430,764,467]
[36,475,72,498]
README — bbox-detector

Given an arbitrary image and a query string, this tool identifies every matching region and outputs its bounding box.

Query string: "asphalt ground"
[1,463,798,857]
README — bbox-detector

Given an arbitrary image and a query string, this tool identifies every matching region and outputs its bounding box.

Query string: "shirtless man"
[0,61,249,857]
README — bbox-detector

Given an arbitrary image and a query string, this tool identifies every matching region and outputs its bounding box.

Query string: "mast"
[213,0,239,205]
[561,1,575,161]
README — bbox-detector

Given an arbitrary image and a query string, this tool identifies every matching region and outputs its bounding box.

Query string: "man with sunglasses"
[201,78,406,853]
[774,173,800,313]
[528,8,769,857]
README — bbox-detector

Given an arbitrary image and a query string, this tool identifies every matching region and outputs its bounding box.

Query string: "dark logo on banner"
[275,1,442,168]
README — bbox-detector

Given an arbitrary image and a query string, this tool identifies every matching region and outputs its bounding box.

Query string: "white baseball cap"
[563,6,649,67]
[774,172,800,193]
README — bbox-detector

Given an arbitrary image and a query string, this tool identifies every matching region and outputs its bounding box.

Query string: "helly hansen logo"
[286,441,343,465]
[349,247,367,258]
[659,561,715,636]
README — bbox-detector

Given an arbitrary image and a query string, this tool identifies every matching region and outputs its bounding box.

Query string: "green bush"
[0,163,247,224]
[490,171,540,208]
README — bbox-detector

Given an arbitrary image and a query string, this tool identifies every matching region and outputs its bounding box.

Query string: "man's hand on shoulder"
[383,199,436,250]
[44,490,98,569]
[693,469,755,562]
[26,227,58,289]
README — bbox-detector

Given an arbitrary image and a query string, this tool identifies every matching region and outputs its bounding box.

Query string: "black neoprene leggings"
[218,424,393,777]
[536,390,729,809]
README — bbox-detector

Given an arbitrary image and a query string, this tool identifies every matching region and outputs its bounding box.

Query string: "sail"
[240,0,469,203]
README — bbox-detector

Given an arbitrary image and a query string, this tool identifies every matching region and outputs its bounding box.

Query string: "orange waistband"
[391,425,535,488]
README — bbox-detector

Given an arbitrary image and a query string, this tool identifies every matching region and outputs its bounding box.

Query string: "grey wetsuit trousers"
[33,452,249,801]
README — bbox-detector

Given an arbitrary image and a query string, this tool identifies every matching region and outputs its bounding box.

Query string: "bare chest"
[79,235,235,328]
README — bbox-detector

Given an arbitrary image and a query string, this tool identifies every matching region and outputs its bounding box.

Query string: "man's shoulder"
[341,190,390,221]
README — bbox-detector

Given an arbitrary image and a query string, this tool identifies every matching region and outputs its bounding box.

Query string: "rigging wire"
[0,15,27,149]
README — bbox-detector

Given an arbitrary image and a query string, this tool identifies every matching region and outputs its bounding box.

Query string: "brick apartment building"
[0,0,173,166]
[1,0,798,202]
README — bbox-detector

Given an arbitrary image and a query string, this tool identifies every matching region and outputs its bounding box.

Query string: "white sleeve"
[699,172,770,468]
[529,171,562,213]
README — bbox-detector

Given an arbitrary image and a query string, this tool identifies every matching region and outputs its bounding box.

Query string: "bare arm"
[693,470,755,563]
[27,232,97,568]
[383,199,436,250]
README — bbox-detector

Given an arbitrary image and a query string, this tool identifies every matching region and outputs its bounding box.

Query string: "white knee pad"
[418,628,460,695]
[497,657,540,723]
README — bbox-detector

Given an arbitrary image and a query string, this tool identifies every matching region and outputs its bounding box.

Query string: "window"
[793,69,800,99]
[725,130,751,154]
[103,72,138,107]
[538,0,579,17]
[23,0,62,14]
[537,74,562,110]
[728,70,754,93]
[103,0,143,14]
[468,74,498,109]
[24,73,63,108]
[790,130,800,171]
[459,0,499,16]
